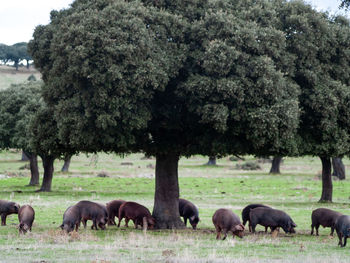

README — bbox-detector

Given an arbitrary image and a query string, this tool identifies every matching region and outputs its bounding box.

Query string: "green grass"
[0,65,41,90]
[0,151,349,262]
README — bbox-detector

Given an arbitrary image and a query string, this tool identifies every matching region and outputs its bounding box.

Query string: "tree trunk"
[332,157,345,180]
[61,155,72,172]
[269,156,282,174]
[28,153,39,186]
[319,156,332,202]
[21,151,30,161]
[15,61,19,71]
[26,59,30,69]
[152,153,185,229]
[206,156,217,166]
[38,155,55,192]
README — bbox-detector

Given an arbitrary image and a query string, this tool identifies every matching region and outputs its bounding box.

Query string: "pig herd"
[1,199,349,247]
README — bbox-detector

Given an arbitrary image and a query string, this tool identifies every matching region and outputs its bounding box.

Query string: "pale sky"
[0,0,346,45]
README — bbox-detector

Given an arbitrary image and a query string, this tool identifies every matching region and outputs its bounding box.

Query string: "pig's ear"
[59,224,64,230]
[292,222,297,227]
[235,224,244,231]
[190,216,195,221]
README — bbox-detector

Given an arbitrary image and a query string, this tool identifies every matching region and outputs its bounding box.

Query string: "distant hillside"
[0,65,41,90]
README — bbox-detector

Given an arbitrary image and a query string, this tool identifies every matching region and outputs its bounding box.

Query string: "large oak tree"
[29,0,299,228]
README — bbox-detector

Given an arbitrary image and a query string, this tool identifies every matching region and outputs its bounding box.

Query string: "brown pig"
[18,205,35,234]
[118,201,155,229]
[106,200,126,226]
[75,201,108,230]
[0,200,20,226]
[212,208,245,240]
[311,208,342,236]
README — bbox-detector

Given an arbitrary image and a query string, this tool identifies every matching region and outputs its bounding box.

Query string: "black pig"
[18,205,35,234]
[60,205,81,233]
[0,200,20,226]
[250,207,296,234]
[75,201,108,230]
[106,200,126,226]
[179,198,200,229]
[311,208,342,236]
[335,215,350,247]
[241,204,271,232]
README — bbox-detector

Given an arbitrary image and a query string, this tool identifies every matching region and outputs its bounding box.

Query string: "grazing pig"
[212,208,245,240]
[75,201,108,230]
[0,200,20,226]
[106,200,126,226]
[118,202,155,229]
[241,204,271,232]
[335,215,350,247]
[18,205,35,234]
[179,198,200,229]
[60,205,81,233]
[311,208,342,236]
[250,207,296,234]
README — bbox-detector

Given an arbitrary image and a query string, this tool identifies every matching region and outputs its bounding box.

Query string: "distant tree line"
[0,42,31,70]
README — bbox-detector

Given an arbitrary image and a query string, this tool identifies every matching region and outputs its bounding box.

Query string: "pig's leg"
[92,219,98,230]
[215,226,221,240]
[330,227,335,236]
[222,229,228,240]
[343,236,347,247]
[251,223,257,233]
[337,232,343,246]
[315,224,319,236]
[82,219,87,229]
[311,224,314,235]
[117,216,122,227]
[1,214,6,226]
[184,217,187,226]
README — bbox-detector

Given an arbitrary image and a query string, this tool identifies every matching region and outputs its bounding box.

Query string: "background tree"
[238,0,350,202]
[29,0,299,228]
[28,99,75,191]
[0,81,42,185]
[332,157,345,180]
[61,154,72,172]
[0,42,31,69]
[0,44,9,64]
[269,157,283,174]
[278,2,350,202]
[206,156,217,166]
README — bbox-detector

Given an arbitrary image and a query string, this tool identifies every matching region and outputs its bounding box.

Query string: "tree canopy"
[28,0,350,224]
[29,0,299,158]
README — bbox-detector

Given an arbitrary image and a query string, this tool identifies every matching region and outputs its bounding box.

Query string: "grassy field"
[0,151,349,262]
[0,65,41,90]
